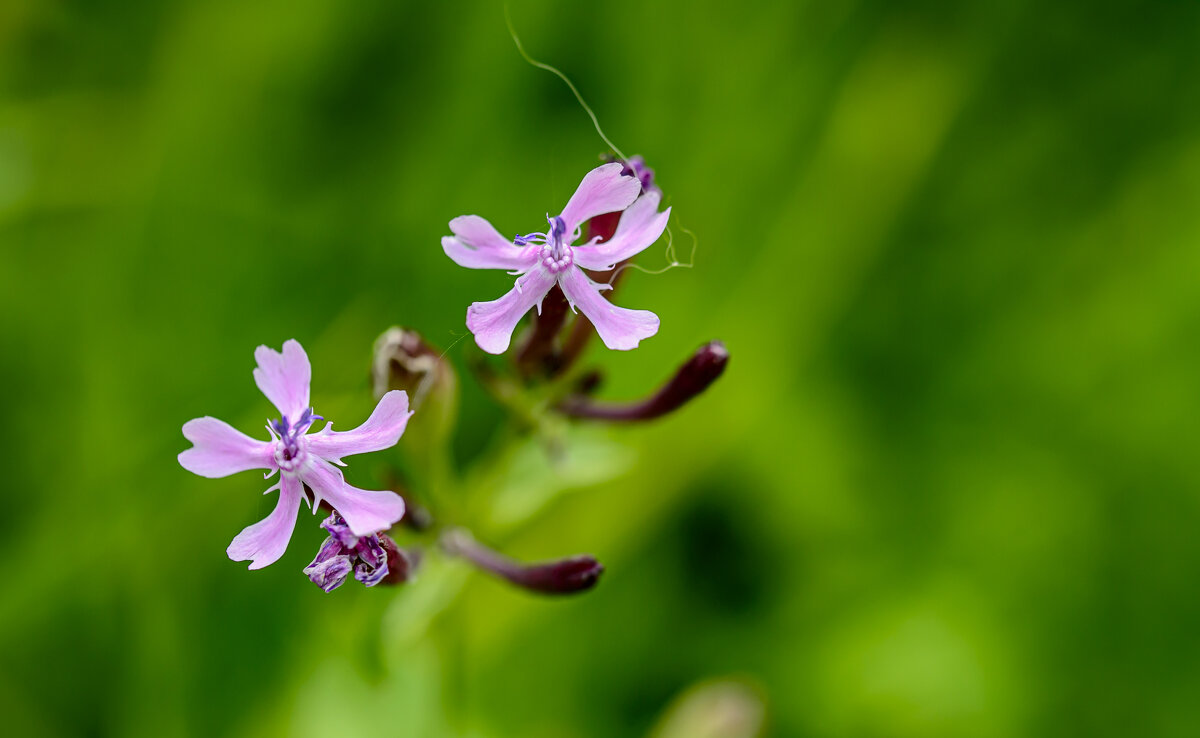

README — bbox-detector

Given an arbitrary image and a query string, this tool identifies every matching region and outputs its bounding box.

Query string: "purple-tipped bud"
[442,529,604,595]
[559,341,729,422]
[612,154,659,196]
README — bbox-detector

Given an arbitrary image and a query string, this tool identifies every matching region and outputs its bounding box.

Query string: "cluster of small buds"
[180,155,726,598]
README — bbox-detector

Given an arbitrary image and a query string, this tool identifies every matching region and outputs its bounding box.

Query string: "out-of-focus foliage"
[3,0,1200,736]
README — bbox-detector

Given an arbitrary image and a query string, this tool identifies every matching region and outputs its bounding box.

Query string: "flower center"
[514,216,575,275]
[269,407,321,473]
[541,215,574,274]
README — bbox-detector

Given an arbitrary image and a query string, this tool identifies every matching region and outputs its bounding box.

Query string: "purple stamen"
[514,232,547,246]
[548,215,567,244]
[270,407,322,470]
[271,407,320,443]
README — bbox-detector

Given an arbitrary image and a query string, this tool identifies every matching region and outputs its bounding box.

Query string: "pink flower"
[443,163,671,354]
[178,340,410,570]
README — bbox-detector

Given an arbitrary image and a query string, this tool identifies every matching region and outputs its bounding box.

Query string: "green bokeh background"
[4,1,1200,736]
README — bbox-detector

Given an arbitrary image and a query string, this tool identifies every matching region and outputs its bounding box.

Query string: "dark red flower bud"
[558,340,729,422]
[515,285,571,378]
[442,529,604,595]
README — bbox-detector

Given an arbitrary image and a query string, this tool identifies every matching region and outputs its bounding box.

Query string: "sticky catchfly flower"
[179,340,410,570]
[443,162,671,354]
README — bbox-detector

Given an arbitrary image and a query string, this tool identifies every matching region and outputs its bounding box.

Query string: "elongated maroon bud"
[515,285,571,377]
[559,341,729,422]
[442,529,604,595]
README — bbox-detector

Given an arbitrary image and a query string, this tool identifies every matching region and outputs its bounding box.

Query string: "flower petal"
[465,267,557,354]
[179,417,274,478]
[573,192,671,270]
[354,558,389,587]
[226,475,303,570]
[306,390,412,465]
[558,163,642,235]
[305,553,353,592]
[253,339,311,420]
[559,267,660,351]
[302,457,406,537]
[320,513,359,548]
[443,215,540,271]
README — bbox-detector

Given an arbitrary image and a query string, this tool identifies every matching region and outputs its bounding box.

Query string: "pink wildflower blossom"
[443,162,671,354]
[179,340,410,570]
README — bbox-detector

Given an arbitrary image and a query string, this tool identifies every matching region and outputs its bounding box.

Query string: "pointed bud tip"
[558,339,729,422]
[693,340,729,374]
[667,339,729,401]
[444,529,604,595]
[526,555,604,594]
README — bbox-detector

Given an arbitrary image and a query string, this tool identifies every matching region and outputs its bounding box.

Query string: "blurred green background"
[4,0,1200,735]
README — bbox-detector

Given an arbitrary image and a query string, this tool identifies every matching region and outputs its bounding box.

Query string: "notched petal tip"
[444,216,538,271]
[572,195,672,271]
[559,268,659,351]
[606,311,660,351]
[467,302,515,354]
[253,339,312,420]
[226,478,303,570]
[305,389,413,464]
[178,416,273,478]
[559,163,643,233]
[302,459,406,538]
[465,268,558,355]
